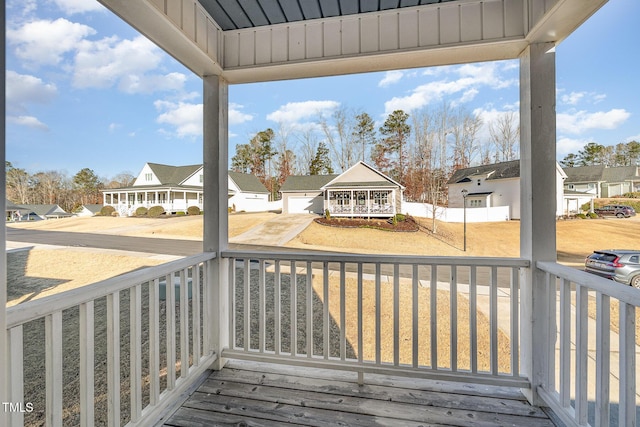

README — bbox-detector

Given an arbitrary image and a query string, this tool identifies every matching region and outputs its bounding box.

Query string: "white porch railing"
[537,261,640,427]
[5,252,216,427]
[221,250,530,387]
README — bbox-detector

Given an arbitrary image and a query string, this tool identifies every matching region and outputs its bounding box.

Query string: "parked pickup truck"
[593,204,636,218]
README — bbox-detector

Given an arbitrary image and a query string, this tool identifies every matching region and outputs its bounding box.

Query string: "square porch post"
[1,2,8,423]
[203,75,229,371]
[519,42,557,405]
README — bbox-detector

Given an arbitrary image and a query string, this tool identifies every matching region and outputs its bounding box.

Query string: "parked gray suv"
[584,250,640,288]
[593,204,636,218]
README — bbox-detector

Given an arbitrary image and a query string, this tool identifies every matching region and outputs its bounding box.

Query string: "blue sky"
[6,0,639,180]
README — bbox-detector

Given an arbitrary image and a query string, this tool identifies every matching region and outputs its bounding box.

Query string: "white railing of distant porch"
[221,250,530,388]
[5,252,216,427]
[537,262,640,427]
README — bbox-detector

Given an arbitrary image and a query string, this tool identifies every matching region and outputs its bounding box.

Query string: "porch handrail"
[7,252,215,328]
[537,261,640,427]
[221,250,530,388]
[6,252,217,427]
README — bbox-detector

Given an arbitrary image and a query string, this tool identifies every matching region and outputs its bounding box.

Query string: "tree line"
[232,102,520,203]
[560,141,640,168]
[6,162,135,213]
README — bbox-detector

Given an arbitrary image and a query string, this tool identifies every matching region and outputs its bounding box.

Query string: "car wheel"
[632,275,640,289]
[616,213,624,218]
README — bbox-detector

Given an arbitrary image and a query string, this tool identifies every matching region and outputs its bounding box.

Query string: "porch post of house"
[1,2,8,423]
[203,74,229,371]
[519,42,556,405]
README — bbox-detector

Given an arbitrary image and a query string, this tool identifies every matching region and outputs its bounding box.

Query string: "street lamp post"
[461,189,468,252]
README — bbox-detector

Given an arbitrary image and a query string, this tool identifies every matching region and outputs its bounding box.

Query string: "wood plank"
[179,392,437,427]
[165,406,297,426]
[206,370,548,418]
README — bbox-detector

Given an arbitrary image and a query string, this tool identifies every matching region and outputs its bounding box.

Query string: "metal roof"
[200,0,458,31]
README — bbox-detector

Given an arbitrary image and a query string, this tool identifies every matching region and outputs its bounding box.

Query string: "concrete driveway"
[230,214,316,246]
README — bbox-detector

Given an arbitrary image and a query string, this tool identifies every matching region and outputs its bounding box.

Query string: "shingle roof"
[602,166,640,182]
[280,174,339,192]
[228,171,269,193]
[447,160,520,185]
[147,163,202,185]
[562,165,606,183]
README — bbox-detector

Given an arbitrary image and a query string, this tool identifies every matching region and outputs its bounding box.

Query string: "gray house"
[563,165,640,198]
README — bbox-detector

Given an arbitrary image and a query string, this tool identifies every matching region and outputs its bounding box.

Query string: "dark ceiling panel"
[360,0,379,13]
[199,0,457,30]
[318,0,341,17]
[238,0,270,26]
[299,0,323,19]
[338,0,359,14]
[380,0,400,10]
[257,0,287,24]
[279,1,305,22]
[217,0,254,28]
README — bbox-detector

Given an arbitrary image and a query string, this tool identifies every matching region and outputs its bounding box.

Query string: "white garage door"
[288,196,323,214]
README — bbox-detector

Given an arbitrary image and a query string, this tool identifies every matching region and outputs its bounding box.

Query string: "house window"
[199,174,203,183]
[335,191,350,205]
[356,191,366,205]
[373,191,389,205]
[145,173,153,181]
[469,199,483,207]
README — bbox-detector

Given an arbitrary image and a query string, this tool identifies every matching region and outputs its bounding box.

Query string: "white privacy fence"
[403,201,511,222]
[5,252,217,427]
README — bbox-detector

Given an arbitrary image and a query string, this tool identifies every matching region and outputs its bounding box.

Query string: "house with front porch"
[102,162,269,215]
[280,162,404,217]
[3,1,633,427]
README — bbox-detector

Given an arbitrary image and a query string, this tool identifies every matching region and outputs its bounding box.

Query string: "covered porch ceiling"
[98,0,607,84]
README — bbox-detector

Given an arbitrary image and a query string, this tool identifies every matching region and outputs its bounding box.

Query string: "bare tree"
[320,106,357,172]
[488,111,519,162]
[449,107,482,169]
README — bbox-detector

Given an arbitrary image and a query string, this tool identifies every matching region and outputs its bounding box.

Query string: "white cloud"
[8,115,49,131]
[557,137,590,158]
[7,18,95,67]
[229,103,253,125]
[557,109,631,134]
[73,35,169,91]
[118,72,187,94]
[155,100,203,138]
[560,91,585,106]
[6,70,57,113]
[378,71,404,88]
[51,0,106,14]
[384,62,517,114]
[267,100,340,124]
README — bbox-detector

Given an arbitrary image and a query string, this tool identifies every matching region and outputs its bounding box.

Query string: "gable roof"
[147,163,202,185]
[19,204,69,216]
[280,174,339,192]
[447,160,520,185]
[602,166,640,183]
[228,171,269,193]
[322,161,404,190]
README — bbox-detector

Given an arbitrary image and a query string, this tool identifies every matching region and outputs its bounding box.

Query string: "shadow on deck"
[160,360,555,426]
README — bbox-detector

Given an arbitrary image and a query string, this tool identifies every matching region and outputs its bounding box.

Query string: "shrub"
[324,209,331,220]
[148,206,165,217]
[176,211,186,216]
[577,213,587,219]
[187,206,201,216]
[588,212,599,219]
[135,206,148,216]
[99,205,115,216]
[394,213,406,222]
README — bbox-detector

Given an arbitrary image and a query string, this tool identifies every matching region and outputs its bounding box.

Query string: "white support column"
[203,75,229,371]
[0,3,8,425]
[519,42,557,405]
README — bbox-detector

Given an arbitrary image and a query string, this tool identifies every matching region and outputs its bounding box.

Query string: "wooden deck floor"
[161,360,556,427]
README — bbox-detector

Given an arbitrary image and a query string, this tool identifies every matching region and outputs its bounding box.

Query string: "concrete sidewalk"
[230,214,316,246]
